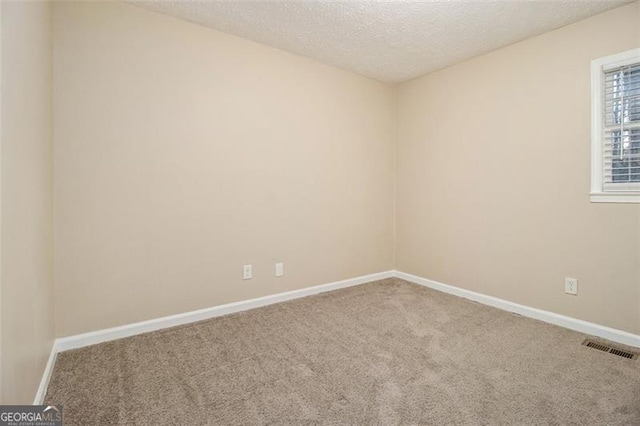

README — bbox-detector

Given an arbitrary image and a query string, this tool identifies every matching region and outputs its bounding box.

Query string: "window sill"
[590,192,640,204]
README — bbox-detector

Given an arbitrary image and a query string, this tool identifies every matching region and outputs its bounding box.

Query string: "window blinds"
[603,63,640,190]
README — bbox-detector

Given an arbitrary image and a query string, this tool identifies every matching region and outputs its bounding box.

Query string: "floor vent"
[582,339,638,360]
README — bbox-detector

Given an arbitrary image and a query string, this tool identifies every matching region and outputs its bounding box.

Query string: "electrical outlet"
[565,277,578,295]
[243,265,253,280]
[275,262,284,277]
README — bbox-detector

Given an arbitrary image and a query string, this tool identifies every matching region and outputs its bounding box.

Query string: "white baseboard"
[33,341,57,405]
[394,270,640,348]
[39,268,640,403]
[55,270,394,353]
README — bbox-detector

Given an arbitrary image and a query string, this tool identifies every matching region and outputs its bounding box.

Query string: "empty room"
[1,0,639,424]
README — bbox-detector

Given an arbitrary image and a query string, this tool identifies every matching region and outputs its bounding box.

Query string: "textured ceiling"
[129,1,631,83]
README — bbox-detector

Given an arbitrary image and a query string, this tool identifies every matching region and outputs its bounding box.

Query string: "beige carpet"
[45,278,640,425]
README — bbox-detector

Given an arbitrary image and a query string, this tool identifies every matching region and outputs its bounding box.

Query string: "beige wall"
[1,0,637,402]
[53,1,640,339]
[396,1,640,334]
[53,2,395,337]
[1,1,54,403]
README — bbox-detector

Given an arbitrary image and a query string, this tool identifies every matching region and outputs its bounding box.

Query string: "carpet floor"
[45,278,640,425]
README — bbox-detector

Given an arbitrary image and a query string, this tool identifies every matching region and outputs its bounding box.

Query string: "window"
[591,48,640,203]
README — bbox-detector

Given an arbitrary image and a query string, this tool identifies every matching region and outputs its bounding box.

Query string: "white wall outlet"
[565,277,578,295]
[243,265,253,280]
[275,262,284,277]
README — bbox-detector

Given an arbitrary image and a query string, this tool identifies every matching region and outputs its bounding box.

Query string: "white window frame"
[590,48,640,203]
